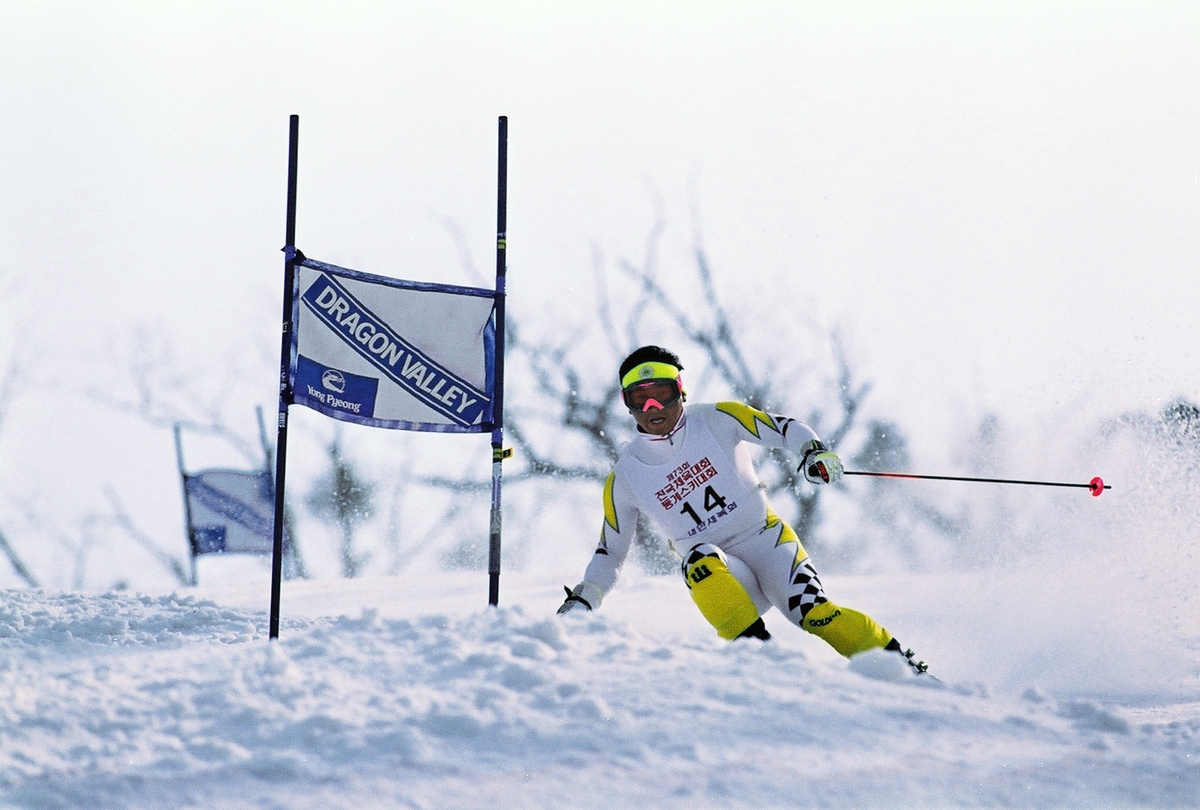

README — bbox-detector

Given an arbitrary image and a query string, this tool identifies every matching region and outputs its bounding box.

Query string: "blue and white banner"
[185,469,281,556]
[291,257,497,432]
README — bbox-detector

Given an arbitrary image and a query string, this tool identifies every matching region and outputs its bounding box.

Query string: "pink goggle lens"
[622,379,680,411]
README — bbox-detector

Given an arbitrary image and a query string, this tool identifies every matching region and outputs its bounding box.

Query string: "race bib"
[619,419,758,544]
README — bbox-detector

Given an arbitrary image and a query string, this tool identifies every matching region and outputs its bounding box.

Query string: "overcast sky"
[1,2,1197,579]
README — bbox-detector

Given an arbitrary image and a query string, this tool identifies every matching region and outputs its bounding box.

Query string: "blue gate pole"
[269,114,300,639]
[488,116,508,607]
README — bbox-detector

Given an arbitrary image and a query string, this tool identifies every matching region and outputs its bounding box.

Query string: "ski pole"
[843,471,1110,497]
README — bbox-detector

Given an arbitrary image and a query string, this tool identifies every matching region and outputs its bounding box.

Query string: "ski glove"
[799,440,843,485]
[556,581,603,615]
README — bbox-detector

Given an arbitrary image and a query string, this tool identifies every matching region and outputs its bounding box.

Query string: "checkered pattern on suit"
[787,559,828,618]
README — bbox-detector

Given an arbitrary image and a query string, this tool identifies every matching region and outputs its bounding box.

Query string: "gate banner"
[185,469,281,555]
[291,256,497,433]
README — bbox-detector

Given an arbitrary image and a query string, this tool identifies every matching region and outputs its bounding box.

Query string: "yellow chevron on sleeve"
[715,401,779,439]
[603,472,620,533]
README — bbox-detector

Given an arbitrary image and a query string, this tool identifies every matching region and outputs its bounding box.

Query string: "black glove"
[556,582,600,615]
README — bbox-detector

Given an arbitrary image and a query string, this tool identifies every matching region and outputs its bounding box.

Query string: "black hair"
[619,345,684,381]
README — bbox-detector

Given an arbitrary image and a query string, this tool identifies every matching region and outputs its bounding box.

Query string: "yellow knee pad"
[683,544,762,640]
[801,601,892,658]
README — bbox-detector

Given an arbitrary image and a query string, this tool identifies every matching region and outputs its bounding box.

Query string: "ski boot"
[736,617,771,640]
[886,638,931,677]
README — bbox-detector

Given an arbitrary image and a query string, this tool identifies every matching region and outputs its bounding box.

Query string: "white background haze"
[0,4,1198,806]
[1,4,1196,575]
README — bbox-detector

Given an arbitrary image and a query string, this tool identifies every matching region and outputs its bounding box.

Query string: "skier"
[557,345,928,674]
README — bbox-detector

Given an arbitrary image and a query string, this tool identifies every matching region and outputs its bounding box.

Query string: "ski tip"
[1089,476,1108,497]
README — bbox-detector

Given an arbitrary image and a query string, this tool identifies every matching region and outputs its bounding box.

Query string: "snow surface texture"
[2,568,1199,810]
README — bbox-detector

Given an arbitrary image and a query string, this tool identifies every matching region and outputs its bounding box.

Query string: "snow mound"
[0,589,263,648]
[846,647,916,682]
[2,583,1199,809]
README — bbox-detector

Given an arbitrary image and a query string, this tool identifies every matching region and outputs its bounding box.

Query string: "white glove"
[799,440,843,485]
[556,581,603,615]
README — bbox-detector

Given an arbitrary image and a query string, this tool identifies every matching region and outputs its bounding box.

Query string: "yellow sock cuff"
[801,601,892,658]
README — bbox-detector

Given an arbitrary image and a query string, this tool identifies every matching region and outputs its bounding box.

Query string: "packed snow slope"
[2,563,1198,810]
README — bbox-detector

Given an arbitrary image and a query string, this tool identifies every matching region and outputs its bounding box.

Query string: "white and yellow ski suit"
[580,401,893,655]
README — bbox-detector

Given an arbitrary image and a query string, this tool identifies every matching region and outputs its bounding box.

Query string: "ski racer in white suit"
[558,345,927,672]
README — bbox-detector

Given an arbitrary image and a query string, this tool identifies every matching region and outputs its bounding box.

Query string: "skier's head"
[619,345,686,436]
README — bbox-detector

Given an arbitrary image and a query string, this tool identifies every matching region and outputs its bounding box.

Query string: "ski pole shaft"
[843,471,1111,496]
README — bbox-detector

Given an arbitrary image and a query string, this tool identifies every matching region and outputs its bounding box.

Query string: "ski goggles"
[622,378,683,413]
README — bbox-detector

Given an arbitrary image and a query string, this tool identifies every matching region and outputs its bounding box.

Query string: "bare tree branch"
[103,486,191,586]
[440,217,488,287]
[592,243,625,360]
[88,326,267,468]
[0,523,38,588]
[421,220,876,562]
